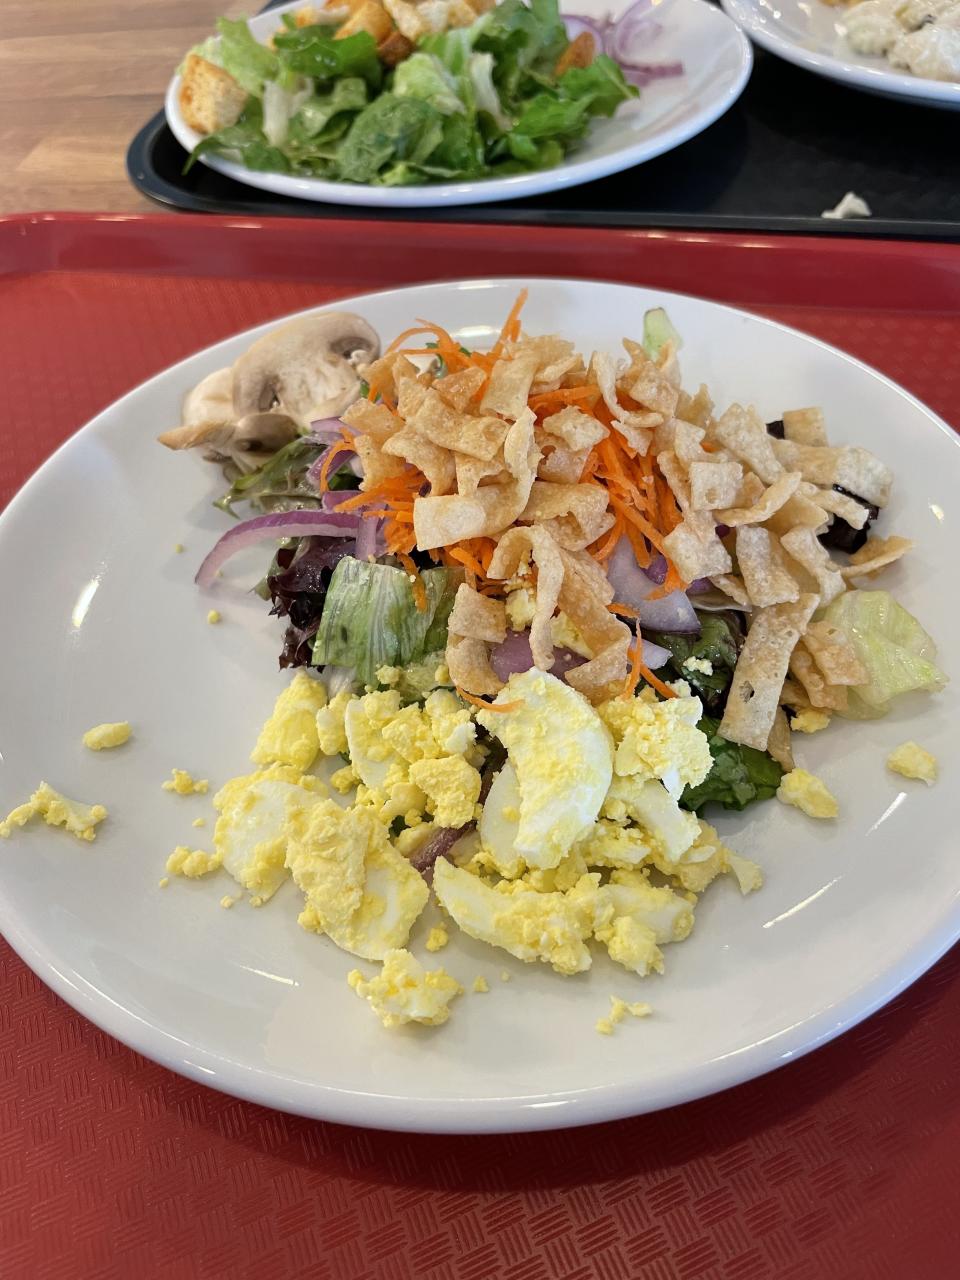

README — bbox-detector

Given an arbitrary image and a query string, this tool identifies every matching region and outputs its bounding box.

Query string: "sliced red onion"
[687,577,712,594]
[622,62,684,87]
[609,0,655,57]
[196,510,360,589]
[321,489,353,511]
[607,537,700,633]
[307,417,346,443]
[355,515,380,563]
[306,442,360,492]
[641,639,672,670]
[563,14,609,40]
[644,553,667,585]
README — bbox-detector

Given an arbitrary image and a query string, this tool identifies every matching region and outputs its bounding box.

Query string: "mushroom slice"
[231,312,381,430]
[157,367,234,452]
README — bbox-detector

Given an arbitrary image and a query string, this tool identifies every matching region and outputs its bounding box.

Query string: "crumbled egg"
[207,610,222,625]
[220,894,238,909]
[251,671,327,772]
[682,656,713,677]
[477,670,614,869]
[348,949,462,1028]
[158,877,169,889]
[162,769,208,795]
[887,741,937,785]
[213,763,325,902]
[82,721,131,751]
[166,846,222,878]
[597,690,712,799]
[472,975,490,993]
[174,543,185,554]
[192,816,206,829]
[777,768,839,819]
[596,996,652,1036]
[0,782,107,842]
[150,662,766,1036]
[376,665,402,686]
[289,800,428,959]
[791,709,831,734]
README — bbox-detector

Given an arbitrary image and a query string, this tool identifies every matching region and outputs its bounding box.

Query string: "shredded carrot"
[488,288,528,361]
[396,552,427,611]
[316,439,356,493]
[456,688,525,713]
[446,545,487,580]
[608,601,640,619]
[622,645,677,700]
[529,385,601,412]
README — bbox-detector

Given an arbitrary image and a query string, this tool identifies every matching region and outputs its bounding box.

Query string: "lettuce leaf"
[642,307,682,360]
[273,25,382,89]
[820,590,948,718]
[394,52,466,116]
[312,559,463,682]
[335,94,445,183]
[213,436,330,515]
[645,612,743,717]
[216,17,280,94]
[185,100,291,174]
[680,717,783,813]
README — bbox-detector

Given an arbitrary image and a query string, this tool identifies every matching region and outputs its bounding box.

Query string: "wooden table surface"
[0,0,251,215]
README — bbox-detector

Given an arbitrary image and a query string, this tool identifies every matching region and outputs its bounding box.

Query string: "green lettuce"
[642,307,682,360]
[645,611,743,717]
[680,716,784,813]
[335,94,445,183]
[185,0,637,185]
[820,590,948,718]
[213,436,329,515]
[272,25,383,89]
[312,559,463,682]
[216,17,279,93]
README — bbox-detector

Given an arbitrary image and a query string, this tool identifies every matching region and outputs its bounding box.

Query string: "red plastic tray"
[2,213,960,1280]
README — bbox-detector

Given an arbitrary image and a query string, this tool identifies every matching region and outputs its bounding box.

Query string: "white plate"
[1,278,958,1134]
[722,0,960,108]
[165,0,752,207]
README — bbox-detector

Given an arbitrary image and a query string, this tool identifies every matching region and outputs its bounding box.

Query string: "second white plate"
[722,0,960,109]
[165,0,752,207]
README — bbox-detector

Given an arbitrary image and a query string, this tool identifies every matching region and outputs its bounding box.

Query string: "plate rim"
[721,0,960,106]
[164,0,753,208]
[2,273,960,1134]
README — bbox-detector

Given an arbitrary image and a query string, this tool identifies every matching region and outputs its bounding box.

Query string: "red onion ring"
[196,510,360,589]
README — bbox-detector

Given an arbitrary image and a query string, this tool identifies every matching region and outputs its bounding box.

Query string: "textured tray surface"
[2,217,960,1279]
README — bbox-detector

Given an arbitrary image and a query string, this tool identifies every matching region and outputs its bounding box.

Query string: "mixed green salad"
[181,0,638,184]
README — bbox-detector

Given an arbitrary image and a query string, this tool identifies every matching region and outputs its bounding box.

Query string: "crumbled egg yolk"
[887,741,937,785]
[791,709,831,734]
[158,877,169,888]
[348,948,462,1028]
[505,587,537,631]
[596,996,652,1036]
[251,671,327,772]
[682,656,713,676]
[163,769,208,795]
[434,662,451,685]
[376,665,401,686]
[551,611,593,659]
[472,975,489,993]
[166,846,222,878]
[777,768,839,819]
[174,543,185,554]
[220,894,238,909]
[0,782,107,842]
[82,721,131,751]
[207,610,222,625]
[597,691,712,798]
[192,816,206,828]
[154,663,767,1037]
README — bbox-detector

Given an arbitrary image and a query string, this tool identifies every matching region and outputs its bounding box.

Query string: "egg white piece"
[214,772,322,901]
[478,670,614,869]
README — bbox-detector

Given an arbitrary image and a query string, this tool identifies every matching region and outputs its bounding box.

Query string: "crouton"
[464,0,496,12]
[377,30,415,66]
[555,32,595,76]
[382,0,429,41]
[334,0,395,41]
[179,54,248,135]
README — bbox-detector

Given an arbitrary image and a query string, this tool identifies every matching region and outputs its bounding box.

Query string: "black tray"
[128,3,960,239]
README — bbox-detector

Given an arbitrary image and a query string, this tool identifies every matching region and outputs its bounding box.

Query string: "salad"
[145,292,948,1031]
[177,0,657,185]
